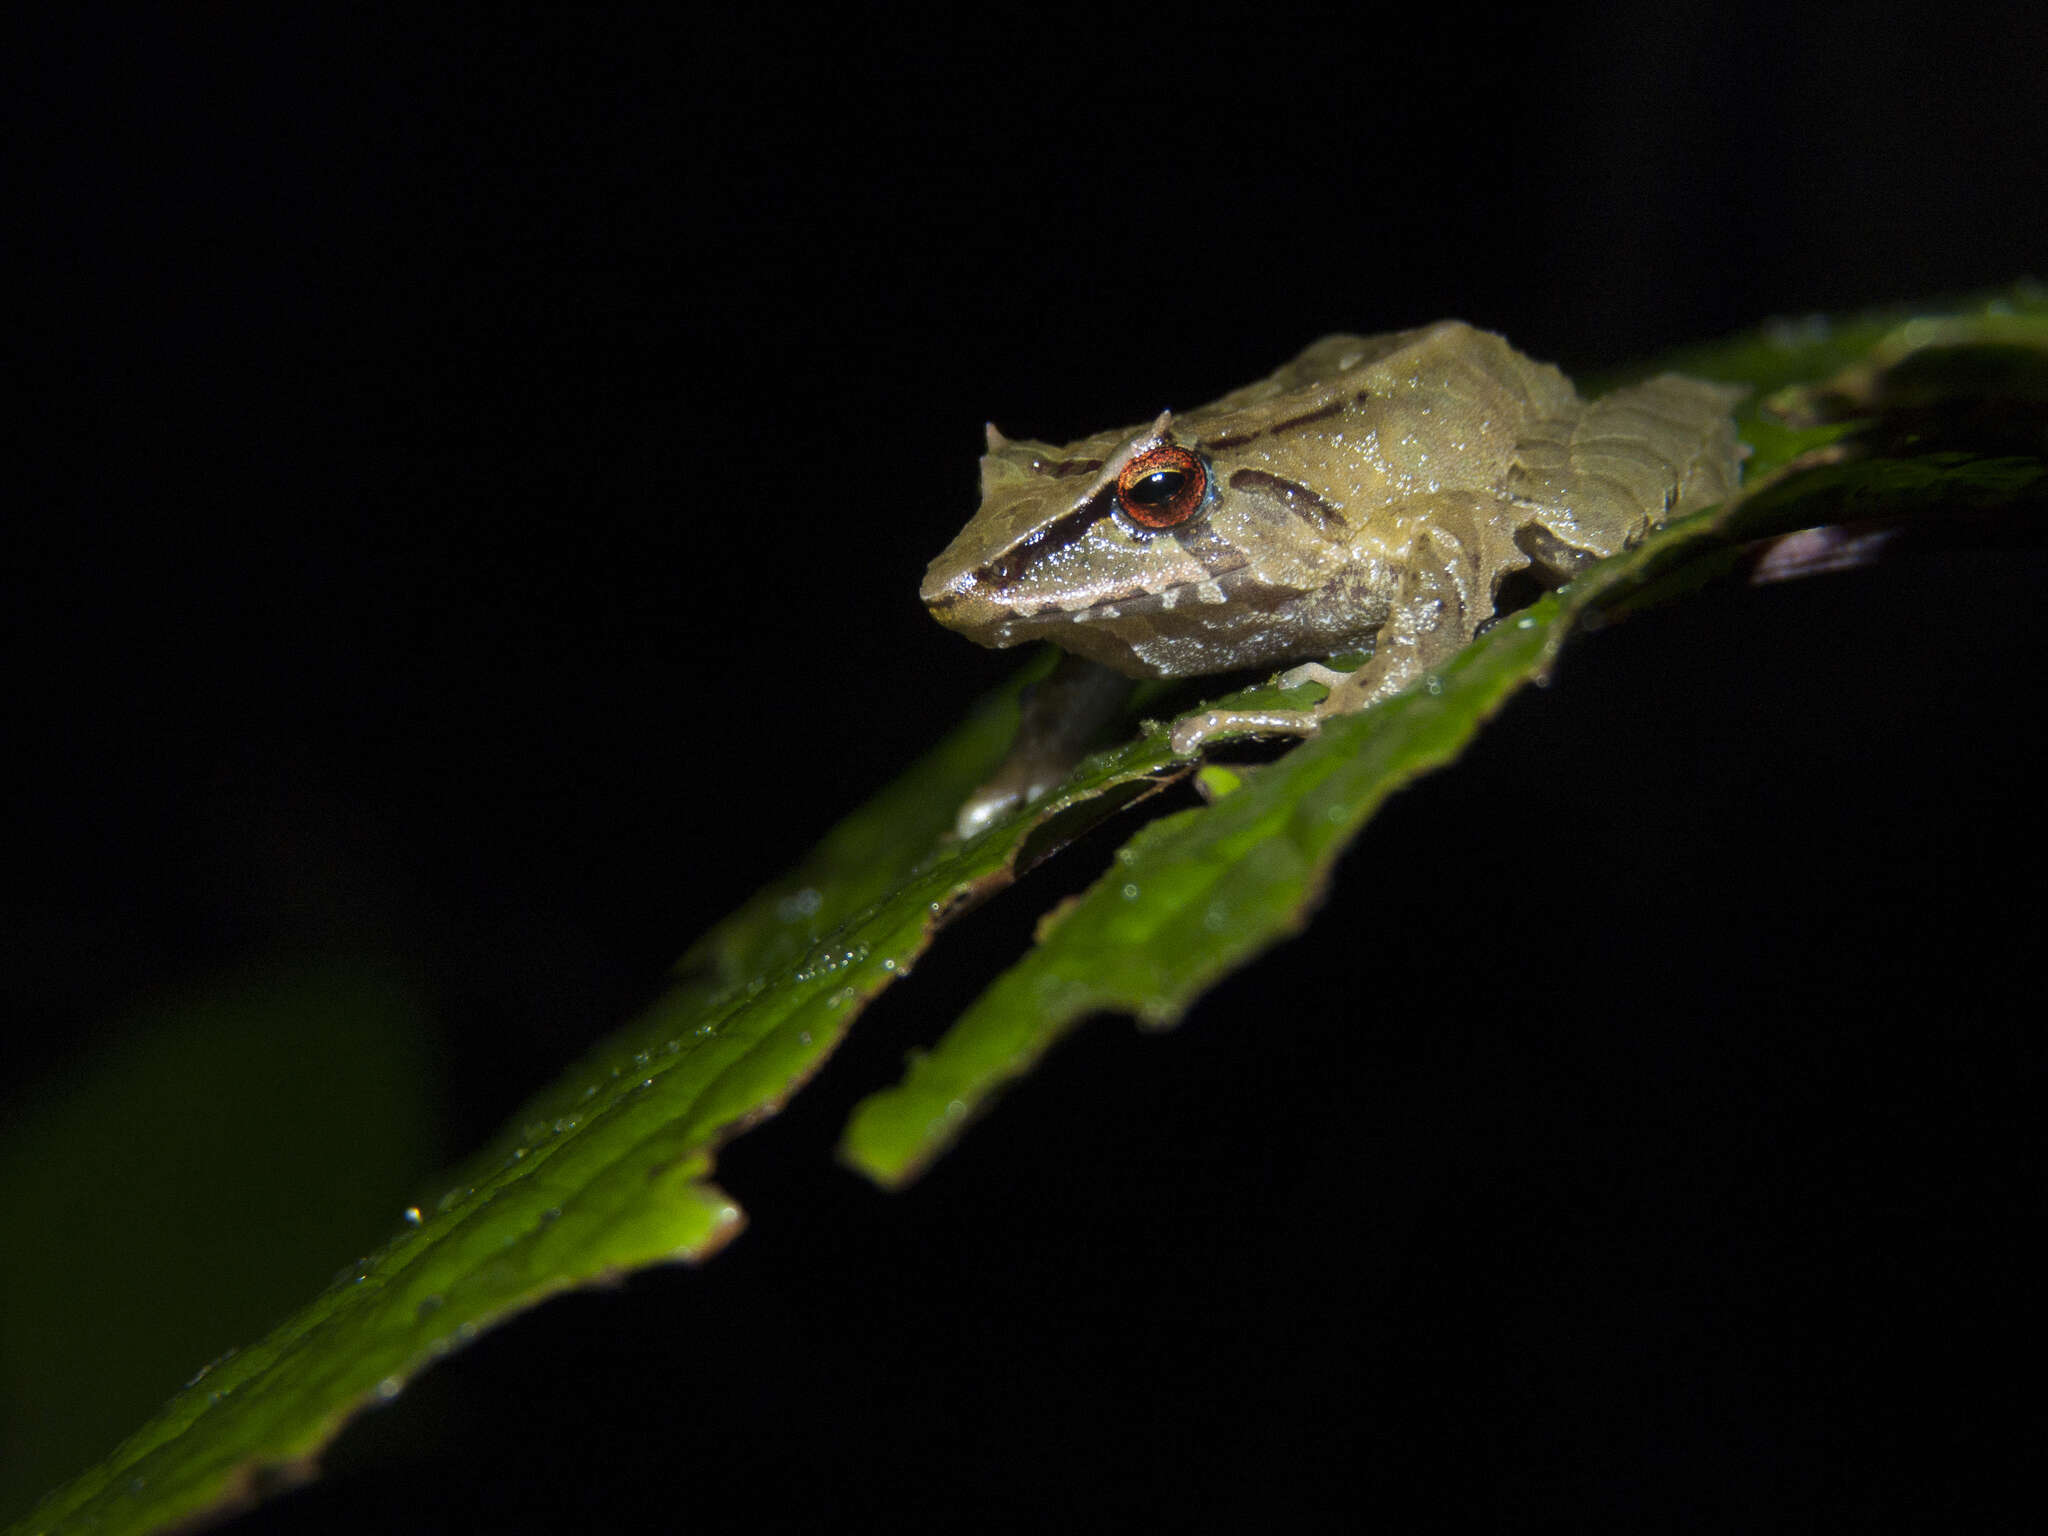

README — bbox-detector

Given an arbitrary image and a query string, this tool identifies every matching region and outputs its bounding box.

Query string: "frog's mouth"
[929,562,1265,634]
[959,564,1324,671]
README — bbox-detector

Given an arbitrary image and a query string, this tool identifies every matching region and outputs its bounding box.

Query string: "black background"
[11,5,2047,1530]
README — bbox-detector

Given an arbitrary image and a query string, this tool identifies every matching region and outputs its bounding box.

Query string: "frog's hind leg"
[1514,375,1746,559]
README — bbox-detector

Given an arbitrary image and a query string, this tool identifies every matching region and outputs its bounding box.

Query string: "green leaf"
[10,665,1191,1536]
[16,282,2046,1536]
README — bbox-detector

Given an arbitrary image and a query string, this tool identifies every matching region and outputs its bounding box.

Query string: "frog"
[924,321,1745,834]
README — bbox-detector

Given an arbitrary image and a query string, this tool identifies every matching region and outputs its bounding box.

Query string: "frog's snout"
[919,561,965,615]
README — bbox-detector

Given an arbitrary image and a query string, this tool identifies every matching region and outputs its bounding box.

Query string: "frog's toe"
[1169,706,1321,755]
[1275,661,1356,691]
[1168,713,1223,756]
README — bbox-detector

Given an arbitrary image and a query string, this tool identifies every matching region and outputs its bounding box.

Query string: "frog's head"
[922,409,1358,679]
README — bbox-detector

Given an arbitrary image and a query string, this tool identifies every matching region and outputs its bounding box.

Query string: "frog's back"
[1193,321,1579,437]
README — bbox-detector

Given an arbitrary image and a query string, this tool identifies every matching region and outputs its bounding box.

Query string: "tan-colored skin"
[925,322,1743,830]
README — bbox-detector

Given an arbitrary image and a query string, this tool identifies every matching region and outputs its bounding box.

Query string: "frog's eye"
[1114,445,1207,529]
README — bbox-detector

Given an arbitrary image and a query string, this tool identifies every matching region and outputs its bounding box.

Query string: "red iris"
[1114,445,1206,529]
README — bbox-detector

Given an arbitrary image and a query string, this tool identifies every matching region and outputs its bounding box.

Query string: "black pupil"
[1127,468,1185,508]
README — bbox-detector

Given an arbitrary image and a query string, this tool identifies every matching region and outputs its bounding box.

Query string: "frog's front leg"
[1169,513,1520,756]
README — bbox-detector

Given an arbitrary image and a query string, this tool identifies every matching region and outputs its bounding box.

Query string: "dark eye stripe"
[1263,398,1347,435]
[1198,394,1358,453]
[971,490,1114,589]
[1026,456,1107,478]
[1227,468,1345,529]
[1168,518,1249,578]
